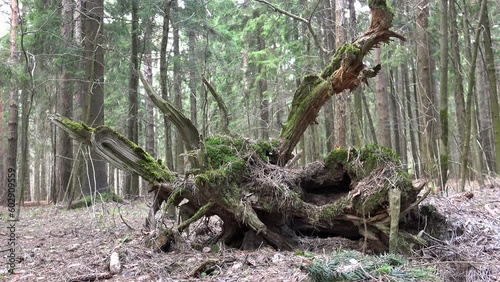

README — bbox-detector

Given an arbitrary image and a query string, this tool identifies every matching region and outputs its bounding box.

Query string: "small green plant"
[308,250,439,282]
[295,250,314,258]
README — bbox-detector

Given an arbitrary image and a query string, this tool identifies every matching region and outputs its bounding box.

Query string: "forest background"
[0,0,498,206]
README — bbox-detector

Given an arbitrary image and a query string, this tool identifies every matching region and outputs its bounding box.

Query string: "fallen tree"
[50,0,427,253]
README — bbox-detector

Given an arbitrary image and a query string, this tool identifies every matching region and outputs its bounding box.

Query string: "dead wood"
[49,0,424,254]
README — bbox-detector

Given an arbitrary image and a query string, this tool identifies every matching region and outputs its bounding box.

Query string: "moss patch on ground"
[69,192,123,209]
[308,249,439,282]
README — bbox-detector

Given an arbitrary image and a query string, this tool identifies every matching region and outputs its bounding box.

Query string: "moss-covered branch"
[48,113,93,146]
[278,0,404,165]
[49,114,174,185]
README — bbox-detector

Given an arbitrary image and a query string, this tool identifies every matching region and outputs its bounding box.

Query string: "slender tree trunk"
[459,0,487,191]
[362,94,377,145]
[56,0,74,202]
[172,0,184,172]
[449,0,465,178]
[256,16,269,141]
[41,145,47,201]
[0,103,5,204]
[144,56,156,158]
[389,70,400,156]
[475,46,494,173]
[438,0,449,191]
[82,0,108,194]
[334,0,346,147]
[323,0,335,151]
[374,47,391,148]
[402,58,419,177]
[34,143,41,202]
[482,6,500,174]
[347,0,362,147]
[19,89,31,204]
[125,0,140,196]
[6,0,19,207]
[188,30,198,128]
[416,0,437,178]
[242,49,251,138]
[160,0,173,170]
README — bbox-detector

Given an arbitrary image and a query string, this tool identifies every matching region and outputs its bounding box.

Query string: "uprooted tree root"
[147,141,428,253]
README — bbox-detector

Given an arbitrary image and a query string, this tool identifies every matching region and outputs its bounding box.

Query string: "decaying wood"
[50,0,424,254]
[138,71,200,152]
[277,0,405,165]
[201,75,230,135]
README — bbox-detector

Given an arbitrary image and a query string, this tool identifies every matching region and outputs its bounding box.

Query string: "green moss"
[59,115,93,133]
[281,78,329,139]
[324,148,349,168]
[95,126,174,184]
[136,149,174,183]
[320,44,361,79]
[325,145,401,179]
[204,135,246,169]
[69,192,123,209]
[319,198,350,220]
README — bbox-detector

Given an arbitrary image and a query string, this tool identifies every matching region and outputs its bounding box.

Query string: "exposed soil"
[2,178,499,282]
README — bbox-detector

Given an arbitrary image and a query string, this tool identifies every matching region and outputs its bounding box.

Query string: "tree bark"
[482,6,500,174]
[439,0,449,190]
[459,0,488,191]
[188,30,198,129]
[278,1,404,165]
[374,47,391,148]
[334,0,347,148]
[82,0,108,194]
[6,0,19,207]
[449,1,465,178]
[172,0,184,173]
[416,0,437,178]
[125,0,140,196]
[55,0,74,203]
[160,0,174,170]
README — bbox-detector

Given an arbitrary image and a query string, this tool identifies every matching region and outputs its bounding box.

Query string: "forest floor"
[2,178,500,282]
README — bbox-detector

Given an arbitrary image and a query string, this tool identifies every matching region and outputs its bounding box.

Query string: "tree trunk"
[438,0,449,191]
[144,58,156,158]
[482,6,500,174]
[82,0,108,194]
[402,56,419,177]
[6,0,19,207]
[449,0,465,179]
[172,1,184,173]
[475,45,494,173]
[334,0,346,147]
[389,70,401,156]
[416,0,437,178]
[160,0,174,170]
[459,0,487,191]
[0,102,5,204]
[56,0,74,202]
[323,0,335,152]
[374,47,391,148]
[188,30,198,129]
[125,0,140,196]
